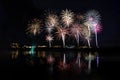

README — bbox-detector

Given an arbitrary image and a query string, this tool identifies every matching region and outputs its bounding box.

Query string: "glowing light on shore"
[29,45,36,55]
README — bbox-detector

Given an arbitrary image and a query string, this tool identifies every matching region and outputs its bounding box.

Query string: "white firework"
[46,14,58,27]
[82,25,91,47]
[26,19,41,36]
[46,35,54,47]
[46,14,58,34]
[61,9,74,27]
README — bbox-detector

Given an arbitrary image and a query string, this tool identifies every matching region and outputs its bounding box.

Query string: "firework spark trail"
[70,24,82,46]
[84,21,92,47]
[82,25,91,47]
[87,39,91,48]
[62,33,65,48]
[46,27,53,34]
[46,35,54,47]
[94,23,102,48]
[84,10,101,48]
[91,21,99,47]
[26,19,41,36]
[95,27,98,48]
[61,9,74,27]
[56,27,68,48]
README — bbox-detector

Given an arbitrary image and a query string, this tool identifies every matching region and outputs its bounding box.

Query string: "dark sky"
[0,0,120,48]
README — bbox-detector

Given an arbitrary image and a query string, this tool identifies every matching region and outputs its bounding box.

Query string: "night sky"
[0,0,120,48]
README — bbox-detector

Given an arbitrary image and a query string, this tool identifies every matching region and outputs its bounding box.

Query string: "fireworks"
[46,35,54,42]
[91,23,102,33]
[46,35,54,47]
[45,14,58,47]
[84,10,100,23]
[26,18,41,36]
[46,14,58,27]
[84,10,101,48]
[61,9,74,27]
[46,14,58,34]
[25,9,102,48]
[84,10,101,34]
[81,25,91,47]
[70,24,82,46]
[56,26,68,47]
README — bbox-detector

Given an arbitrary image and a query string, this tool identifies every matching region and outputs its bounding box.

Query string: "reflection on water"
[6,48,120,80]
[10,49,103,80]
[11,49,99,73]
[11,50,18,59]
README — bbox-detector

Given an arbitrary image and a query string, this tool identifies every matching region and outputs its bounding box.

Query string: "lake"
[0,48,120,80]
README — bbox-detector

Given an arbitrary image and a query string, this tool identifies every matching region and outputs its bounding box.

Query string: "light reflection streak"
[12,50,99,73]
[11,50,18,59]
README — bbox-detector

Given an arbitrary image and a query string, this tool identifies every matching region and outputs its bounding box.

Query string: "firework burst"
[46,14,58,34]
[90,23,102,33]
[46,14,58,27]
[26,18,41,36]
[84,10,100,23]
[56,26,68,48]
[84,10,101,48]
[70,24,82,46]
[25,9,102,48]
[46,35,54,47]
[61,9,74,27]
